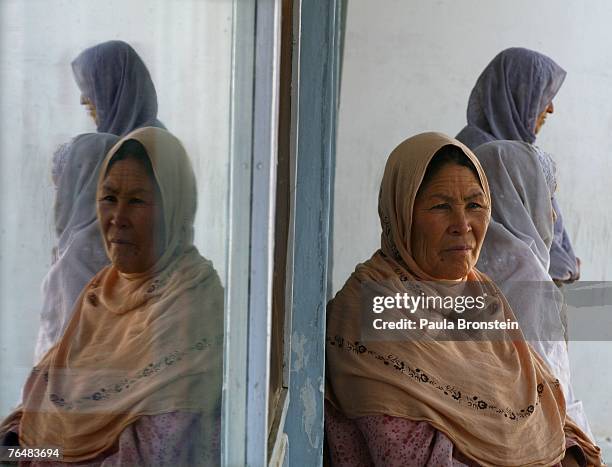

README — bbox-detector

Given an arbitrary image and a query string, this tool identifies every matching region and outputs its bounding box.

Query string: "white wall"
[333,0,612,452]
[0,0,232,417]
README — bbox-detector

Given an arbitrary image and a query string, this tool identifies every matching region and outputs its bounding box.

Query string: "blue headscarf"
[456,47,566,147]
[72,40,164,136]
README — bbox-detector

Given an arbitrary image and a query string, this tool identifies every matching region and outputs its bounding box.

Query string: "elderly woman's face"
[98,157,164,274]
[80,95,98,125]
[411,163,490,280]
[535,101,554,134]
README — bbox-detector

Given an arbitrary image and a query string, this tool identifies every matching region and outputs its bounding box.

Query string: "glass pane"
[0,1,239,464]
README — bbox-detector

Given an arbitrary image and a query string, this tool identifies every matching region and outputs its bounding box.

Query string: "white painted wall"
[333,0,612,453]
[0,0,232,417]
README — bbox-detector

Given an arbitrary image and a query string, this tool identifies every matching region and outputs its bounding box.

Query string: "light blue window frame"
[222,0,343,465]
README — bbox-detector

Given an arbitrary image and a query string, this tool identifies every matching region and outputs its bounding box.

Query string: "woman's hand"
[570,257,581,282]
[554,258,581,285]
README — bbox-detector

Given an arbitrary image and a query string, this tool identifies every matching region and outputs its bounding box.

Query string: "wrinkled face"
[80,94,98,125]
[411,163,490,280]
[535,101,554,134]
[98,157,165,274]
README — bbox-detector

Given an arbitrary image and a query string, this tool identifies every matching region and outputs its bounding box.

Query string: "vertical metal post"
[246,0,281,465]
[222,0,255,465]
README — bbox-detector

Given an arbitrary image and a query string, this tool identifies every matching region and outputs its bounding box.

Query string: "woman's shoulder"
[174,248,222,286]
[329,251,398,308]
[162,249,224,311]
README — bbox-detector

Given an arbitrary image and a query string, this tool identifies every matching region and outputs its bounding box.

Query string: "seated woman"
[475,140,592,437]
[1,127,223,466]
[325,132,601,466]
[35,40,166,361]
[455,47,579,284]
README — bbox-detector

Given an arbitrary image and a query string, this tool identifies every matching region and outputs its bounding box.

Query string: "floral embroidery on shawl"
[328,335,559,421]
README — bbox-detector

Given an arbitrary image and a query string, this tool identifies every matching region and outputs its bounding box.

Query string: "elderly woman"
[35,41,165,360]
[475,140,592,438]
[1,127,223,465]
[456,47,579,284]
[325,133,601,466]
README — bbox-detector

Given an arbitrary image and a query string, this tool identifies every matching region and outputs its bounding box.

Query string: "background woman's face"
[411,163,490,280]
[535,101,554,134]
[80,94,98,125]
[98,157,165,274]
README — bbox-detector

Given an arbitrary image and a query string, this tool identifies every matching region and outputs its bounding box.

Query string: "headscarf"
[326,132,601,466]
[72,40,164,136]
[4,127,223,462]
[455,47,578,282]
[34,133,119,362]
[456,47,566,147]
[475,140,593,437]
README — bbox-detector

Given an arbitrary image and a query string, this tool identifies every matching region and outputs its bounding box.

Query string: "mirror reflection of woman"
[325,133,601,466]
[1,127,223,465]
[456,47,580,285]
[35,41,165,360]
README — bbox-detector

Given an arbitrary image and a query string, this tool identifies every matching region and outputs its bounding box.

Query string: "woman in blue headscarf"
[456,47,579,284]
[34,41,165,360]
